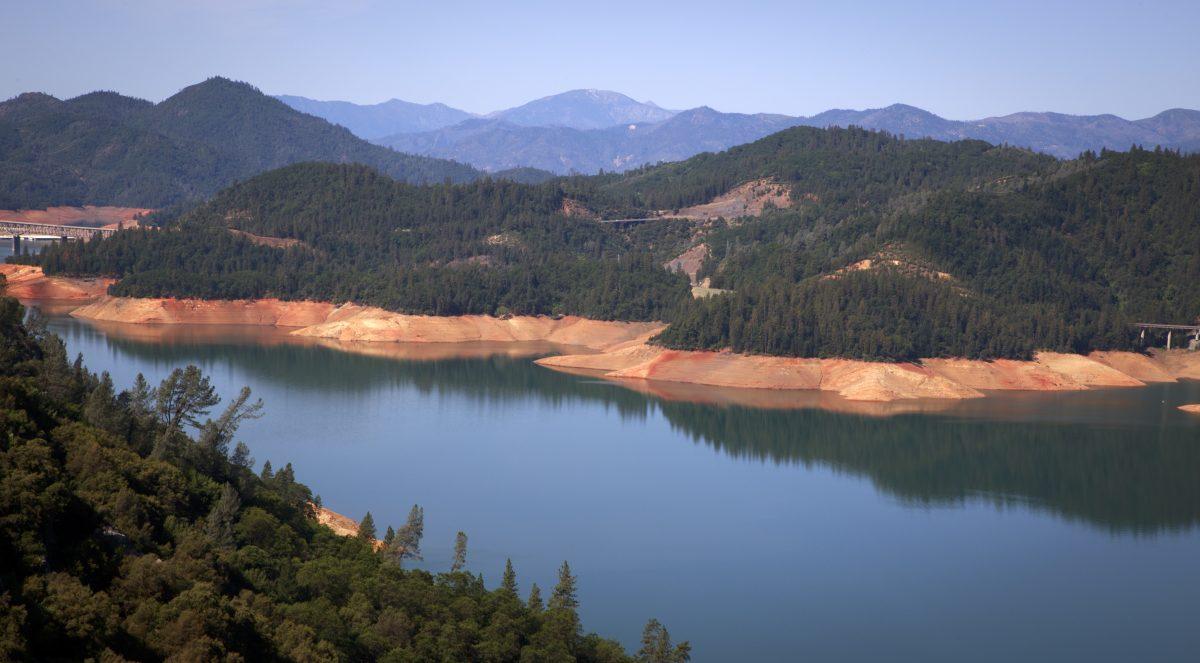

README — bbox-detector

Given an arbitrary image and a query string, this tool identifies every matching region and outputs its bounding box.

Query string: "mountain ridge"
[0,77,480,209]
[285,91,1200,174]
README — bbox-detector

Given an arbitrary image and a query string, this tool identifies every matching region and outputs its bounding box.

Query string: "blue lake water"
[39,314,1200,662]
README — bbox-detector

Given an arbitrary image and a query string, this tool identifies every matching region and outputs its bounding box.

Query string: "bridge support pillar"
[11,234,19,254]
[1167,330,1172,350]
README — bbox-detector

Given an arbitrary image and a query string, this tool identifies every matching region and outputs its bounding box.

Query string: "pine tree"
[550,561,578,611]
[500,558,517,595]
[383,526,395,547]
[128,373,153,416]
[636,618,691,662]
[451,531,468,571]
[204,483,240,549]
[527,584,544,612]
[154,365,220,430]
[391,504,424,564]
[357,512,376,541]
[260,460,274,480]
[83,372,125,434]
[230,442,254,469]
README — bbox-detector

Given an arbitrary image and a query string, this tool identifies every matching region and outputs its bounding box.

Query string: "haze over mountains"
[279,90,1200,174]
[4,74,1198,211]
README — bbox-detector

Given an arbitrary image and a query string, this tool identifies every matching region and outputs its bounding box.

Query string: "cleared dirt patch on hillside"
[664,244,709,284]
[824,245,955,284]
[560,197,599,219]
[666,178,796,220]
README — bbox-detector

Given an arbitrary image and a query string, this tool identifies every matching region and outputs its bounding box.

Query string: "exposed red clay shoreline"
[7,265,1199,403]
[536,344,1200,402]
[68,296,664,351]
[1180,404,1200,415]
[0,264,113,301]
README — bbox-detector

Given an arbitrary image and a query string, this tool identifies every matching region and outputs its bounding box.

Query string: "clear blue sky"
[3,0,1197,119]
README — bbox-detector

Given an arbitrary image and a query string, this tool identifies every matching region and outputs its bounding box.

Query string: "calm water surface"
[41,314,1200,662]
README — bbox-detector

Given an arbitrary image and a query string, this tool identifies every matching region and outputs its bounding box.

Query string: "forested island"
[22,125,1200,362]
[0,280,690,661]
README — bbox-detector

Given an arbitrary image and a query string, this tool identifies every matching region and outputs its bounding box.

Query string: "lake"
[39,313,1200,662]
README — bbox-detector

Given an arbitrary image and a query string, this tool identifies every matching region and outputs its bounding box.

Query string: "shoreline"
[534,344,1200,402]
[5,264,1199,404]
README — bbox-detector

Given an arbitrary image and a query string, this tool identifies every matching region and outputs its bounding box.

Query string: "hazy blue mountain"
[380,109,801,174]
[275,95,475,139]
[1134,108,1200,151]
[801,103,1200,158]
[488,89,676,129]
[803,103,962,140]
[379,96,1200,173]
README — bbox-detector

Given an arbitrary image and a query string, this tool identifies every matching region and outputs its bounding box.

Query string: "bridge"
[1134,322,1200,350]
[595,217,684,228]
[1,219,117,252]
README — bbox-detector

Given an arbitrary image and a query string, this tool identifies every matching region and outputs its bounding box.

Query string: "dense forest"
[31,163,690,321]
[0,283,689,661]
[657,146,1200,359]
[21,125,1200,360]
[0,77,479,209]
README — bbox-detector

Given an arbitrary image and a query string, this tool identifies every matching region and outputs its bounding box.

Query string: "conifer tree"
[636,618,691,662]
[391,504,424,564]
[527,584,544,612]
[550,561,578,612]
[205,483,240,549]
[451,531,468,571]
[500,558,517,596]
[357,512,377,541]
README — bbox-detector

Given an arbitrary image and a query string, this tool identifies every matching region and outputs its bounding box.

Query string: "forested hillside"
[655,146,1200,359]
[32,163,690,321]
[0,78,479,209]
[22,125,1200,361]
[0,286,687,661]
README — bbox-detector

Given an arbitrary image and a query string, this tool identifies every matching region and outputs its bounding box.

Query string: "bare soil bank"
[536,344,1200,402]
[312,505,383,550]
[8,266,1198,403]
[69,296,664,351]
[0,264,113,301]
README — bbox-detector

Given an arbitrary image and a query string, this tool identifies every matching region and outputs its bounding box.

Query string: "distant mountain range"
[279,90,1200,174]
[0,78,478,209]
[274,95,475,139]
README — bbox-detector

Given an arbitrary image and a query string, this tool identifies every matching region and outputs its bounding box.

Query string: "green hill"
[0,78,479,209]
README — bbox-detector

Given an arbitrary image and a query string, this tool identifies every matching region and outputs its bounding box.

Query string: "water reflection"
[49,315,1200,534]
